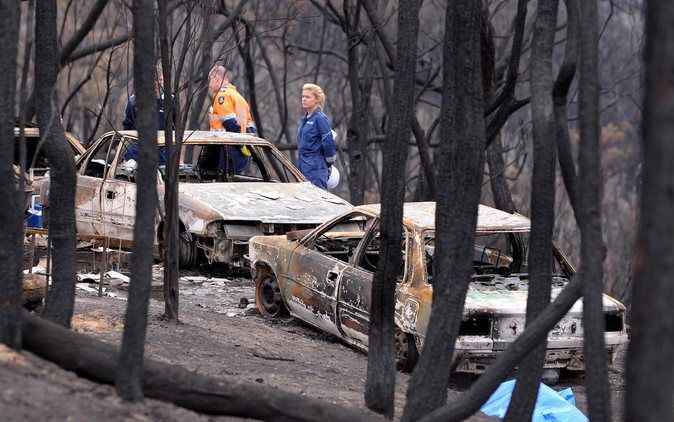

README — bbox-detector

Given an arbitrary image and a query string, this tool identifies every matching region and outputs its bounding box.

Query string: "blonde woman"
[296,83,336,190]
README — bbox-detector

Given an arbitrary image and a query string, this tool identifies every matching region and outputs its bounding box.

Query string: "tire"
[254,268,287,317]
[178,231,198,269]
[395,330,419,373]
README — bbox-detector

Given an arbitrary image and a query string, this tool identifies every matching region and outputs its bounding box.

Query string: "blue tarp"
[480,380,588,421]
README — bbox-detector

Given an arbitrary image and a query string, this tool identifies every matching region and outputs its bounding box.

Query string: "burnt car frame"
[249,202,627,377]
[43,130,352,267]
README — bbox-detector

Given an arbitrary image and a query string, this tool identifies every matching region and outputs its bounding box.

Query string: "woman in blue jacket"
[296,84,336,190]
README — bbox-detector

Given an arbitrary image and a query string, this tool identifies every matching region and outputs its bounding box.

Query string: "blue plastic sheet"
[480,380,588,421]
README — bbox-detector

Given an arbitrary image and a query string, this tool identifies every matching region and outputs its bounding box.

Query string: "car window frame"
[77,133,122,179]
[350,219,412,284]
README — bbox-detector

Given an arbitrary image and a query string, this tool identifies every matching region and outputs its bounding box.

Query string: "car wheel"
[178,231,198,269]
[395,330,419,373]
[255,269,287,317]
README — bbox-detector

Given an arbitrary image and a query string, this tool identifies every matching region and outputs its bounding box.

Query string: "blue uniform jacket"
[122,94,168,165]
[296,109,336,190]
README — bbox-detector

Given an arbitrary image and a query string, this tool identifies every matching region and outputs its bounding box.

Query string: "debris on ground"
[481,380,588,421]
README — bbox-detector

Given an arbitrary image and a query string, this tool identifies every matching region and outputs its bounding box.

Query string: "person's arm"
[316,115,336,167]
[220,94,241,132]
[245,114,256,134]
[122,96,136,130]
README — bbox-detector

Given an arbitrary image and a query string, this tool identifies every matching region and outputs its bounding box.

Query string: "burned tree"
[115,0,158,401]
[364,0,420,418]
[0,0,23,350]
[34,0,78,328]
[626,1,674,421]
[578,0,612,420]
[504,0,559,419]
[402,2,485,420]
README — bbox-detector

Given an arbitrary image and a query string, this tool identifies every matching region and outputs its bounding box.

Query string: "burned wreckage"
[249,202,627,378]
[40,130,352,267]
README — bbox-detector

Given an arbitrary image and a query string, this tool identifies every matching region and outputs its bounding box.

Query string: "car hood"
[463,279,625,316]
[178,182,352,225]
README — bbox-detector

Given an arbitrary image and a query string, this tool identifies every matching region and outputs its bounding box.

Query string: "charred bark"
[578,1,611,420]
[626,2,674,420]
[35,0,78,328]
[402,2,485,420]
[159,0,180,324]
[554,0,580,217]
[116,0,158,401]
[0,0,23,350]
[20,311,383,422]
[504,1,559,420]
[364,1,420,418]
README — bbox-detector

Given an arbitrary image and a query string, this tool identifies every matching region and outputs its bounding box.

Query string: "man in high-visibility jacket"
[208,65,256,175]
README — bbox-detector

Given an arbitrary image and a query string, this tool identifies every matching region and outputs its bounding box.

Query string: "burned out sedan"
[249,202,627,379]
[42,130,352,268]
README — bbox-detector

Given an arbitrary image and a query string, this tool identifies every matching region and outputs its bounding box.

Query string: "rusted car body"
[42,130,352,267]
[249,202,627,376]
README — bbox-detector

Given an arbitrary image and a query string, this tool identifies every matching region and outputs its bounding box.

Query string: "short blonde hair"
[302,83,325,109]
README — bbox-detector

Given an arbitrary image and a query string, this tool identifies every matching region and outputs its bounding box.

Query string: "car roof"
[15,127,86,154]
[356,202,531,233]
[111,130,271,146]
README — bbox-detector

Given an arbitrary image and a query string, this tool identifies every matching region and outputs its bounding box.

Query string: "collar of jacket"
[219,84,236,92]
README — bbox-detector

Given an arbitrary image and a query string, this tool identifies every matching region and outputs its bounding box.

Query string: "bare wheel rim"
[256,274,282,316]
[395,330,410,371]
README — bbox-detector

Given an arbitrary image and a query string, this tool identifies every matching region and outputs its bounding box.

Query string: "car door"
[73,134,119,238]
[285,212,374,337]
[336,223,411,346]
[99,138,139,242]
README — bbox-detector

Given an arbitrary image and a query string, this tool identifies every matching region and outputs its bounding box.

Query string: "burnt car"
[42,130,352,268]
[249,202,627,379]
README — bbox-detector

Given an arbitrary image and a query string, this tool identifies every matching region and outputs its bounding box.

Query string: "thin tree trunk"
[116,0,158,401]
[364,1,420,418]
[554,0,580,217]
[159,0,180,324]
[578,1,610,420]
[626,2,674,420]
[0,0,23,350]
[35,0,78,328]
[402,2,484,420]
[504,1,559,420]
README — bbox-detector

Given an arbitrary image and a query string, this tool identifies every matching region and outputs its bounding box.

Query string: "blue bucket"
[27,195,43,229]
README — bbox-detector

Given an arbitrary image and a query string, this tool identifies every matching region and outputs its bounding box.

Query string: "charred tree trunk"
[35,0,78,328]
[116,0,158,401]
[626,2,674,420]
[402,2,485,420]
[364,1,420,418]
[236,22,264,139]
[20,311,383,422]
[554,0,580,217]
[0,0,23,350]
[343,0,371,205]
[159,0,180,323]
[504,1,559,420]
[578,1,611,420]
